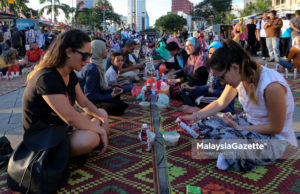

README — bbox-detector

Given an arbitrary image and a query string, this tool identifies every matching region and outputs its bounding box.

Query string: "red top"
[26,49,43,62]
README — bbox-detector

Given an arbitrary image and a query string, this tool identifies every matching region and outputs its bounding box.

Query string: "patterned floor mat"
[0,95,159,193]
[287,77,300,106]
[0,74,27,96]
[158,105,300,194]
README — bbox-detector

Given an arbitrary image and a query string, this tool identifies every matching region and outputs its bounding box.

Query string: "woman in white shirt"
[181,39,297,172]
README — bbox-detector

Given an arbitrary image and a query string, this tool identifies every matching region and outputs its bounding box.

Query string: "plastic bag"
[131,85,142,98]
[157,93,169,106]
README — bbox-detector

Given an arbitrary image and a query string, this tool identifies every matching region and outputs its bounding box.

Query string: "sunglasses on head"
[73,49,92,61]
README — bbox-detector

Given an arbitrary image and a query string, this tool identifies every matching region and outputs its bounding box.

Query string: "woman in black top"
[23,29,109,157]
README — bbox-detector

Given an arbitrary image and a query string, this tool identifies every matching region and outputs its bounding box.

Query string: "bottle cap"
[142,124,148,128]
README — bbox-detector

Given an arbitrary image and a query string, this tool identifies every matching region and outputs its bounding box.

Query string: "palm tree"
[9,0,30,16]
[223,11,237,25]
[253,0,272,13]
[238,3,255,17]
[0,0,8,12]
[39,0,71,22]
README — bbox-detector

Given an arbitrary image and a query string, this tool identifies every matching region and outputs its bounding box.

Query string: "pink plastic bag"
[131,85,142,98]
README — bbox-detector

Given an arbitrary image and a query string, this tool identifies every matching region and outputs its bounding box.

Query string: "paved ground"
[0,86,299,150]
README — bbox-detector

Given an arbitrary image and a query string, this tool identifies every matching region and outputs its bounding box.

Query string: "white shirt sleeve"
[105,67,117,85]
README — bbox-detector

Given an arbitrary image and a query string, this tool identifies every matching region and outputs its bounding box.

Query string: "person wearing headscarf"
[77,40,128,116]
[179,37,209,86]
[180,41,235,114]
[168,37,209,99]
[233,18,248,48]
[91,40,108,89]
[152,38,170,60]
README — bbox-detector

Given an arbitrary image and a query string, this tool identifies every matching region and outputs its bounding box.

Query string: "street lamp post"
[100,6,108,30]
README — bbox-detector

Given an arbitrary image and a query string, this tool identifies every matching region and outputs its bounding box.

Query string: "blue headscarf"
[208,41,223,50]
[186,37,202,56]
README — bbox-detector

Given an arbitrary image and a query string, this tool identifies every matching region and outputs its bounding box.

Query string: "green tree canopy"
[155,14,187,32]
[193,0,232,18]
[39,0,72,21]
[76,0,120,30]
[212,11,236,24]
[238,0,271,17]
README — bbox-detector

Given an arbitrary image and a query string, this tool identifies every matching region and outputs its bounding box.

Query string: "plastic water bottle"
[176,117,200,139]
[142,88,146,101]
[285,68,288,79]
[162,73,166,82]
[141,124,151,152]
[151,83,157,105]
[294,68,297,79]
[146,83,151,101]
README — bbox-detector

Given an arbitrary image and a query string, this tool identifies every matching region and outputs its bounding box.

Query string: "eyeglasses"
[73,49,92,61]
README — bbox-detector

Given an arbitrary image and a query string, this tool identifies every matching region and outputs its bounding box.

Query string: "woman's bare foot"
[180,105,200,114]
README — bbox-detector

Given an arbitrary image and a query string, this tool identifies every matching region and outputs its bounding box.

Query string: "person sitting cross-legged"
[23,42,44,67]
[278,36,300,72]
[180,41,235,114]
[181,39,298,172]
[77,40,128,116]
[105,52,133,93]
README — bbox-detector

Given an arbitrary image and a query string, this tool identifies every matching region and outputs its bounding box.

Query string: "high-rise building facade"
[127,0,148,31]
[272,0,300,14]
[76,0,97,10]
[171,0,193,15]
[244,0,256,8]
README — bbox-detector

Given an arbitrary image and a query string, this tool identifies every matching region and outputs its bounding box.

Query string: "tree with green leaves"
[238,0,271,17]
[0,0,8,12]
[252,0,271,13]
[39,0,72,21]
[2,0,30,18]
[212,11,236,24]
[155,14,187,32]
[76,0,120,30]
[193,0,232,19]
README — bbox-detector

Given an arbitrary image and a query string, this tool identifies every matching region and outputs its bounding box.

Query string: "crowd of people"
[0,23,59,76]
[3,9,300,193]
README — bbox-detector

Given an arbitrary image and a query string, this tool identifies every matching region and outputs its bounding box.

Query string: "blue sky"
[28,0,244,25]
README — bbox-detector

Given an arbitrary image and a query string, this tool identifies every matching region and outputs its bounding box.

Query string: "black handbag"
[7,125,70,194]
[0,136,13,167]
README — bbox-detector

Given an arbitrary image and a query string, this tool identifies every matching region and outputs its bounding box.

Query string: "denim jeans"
[117,80,133,93]
[279,59,294,71]
[181,86,236,114]
[266,37,280,60]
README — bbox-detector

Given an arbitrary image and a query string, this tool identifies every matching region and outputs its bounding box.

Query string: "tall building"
[272,0,300,15]
[244,0,256,8]
[145,11,149,29]
[127,0,147,31]
[172,0,193,15]
[76,0,97,9]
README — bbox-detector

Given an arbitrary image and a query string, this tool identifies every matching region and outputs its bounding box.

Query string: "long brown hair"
[209,39,262,104]
[28,29,91,80]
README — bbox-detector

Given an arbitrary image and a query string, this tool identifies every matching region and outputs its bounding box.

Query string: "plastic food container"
[139,101,150,107]
[157,103,168,109]
[139,131,156,145]
[163,132,180,146]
